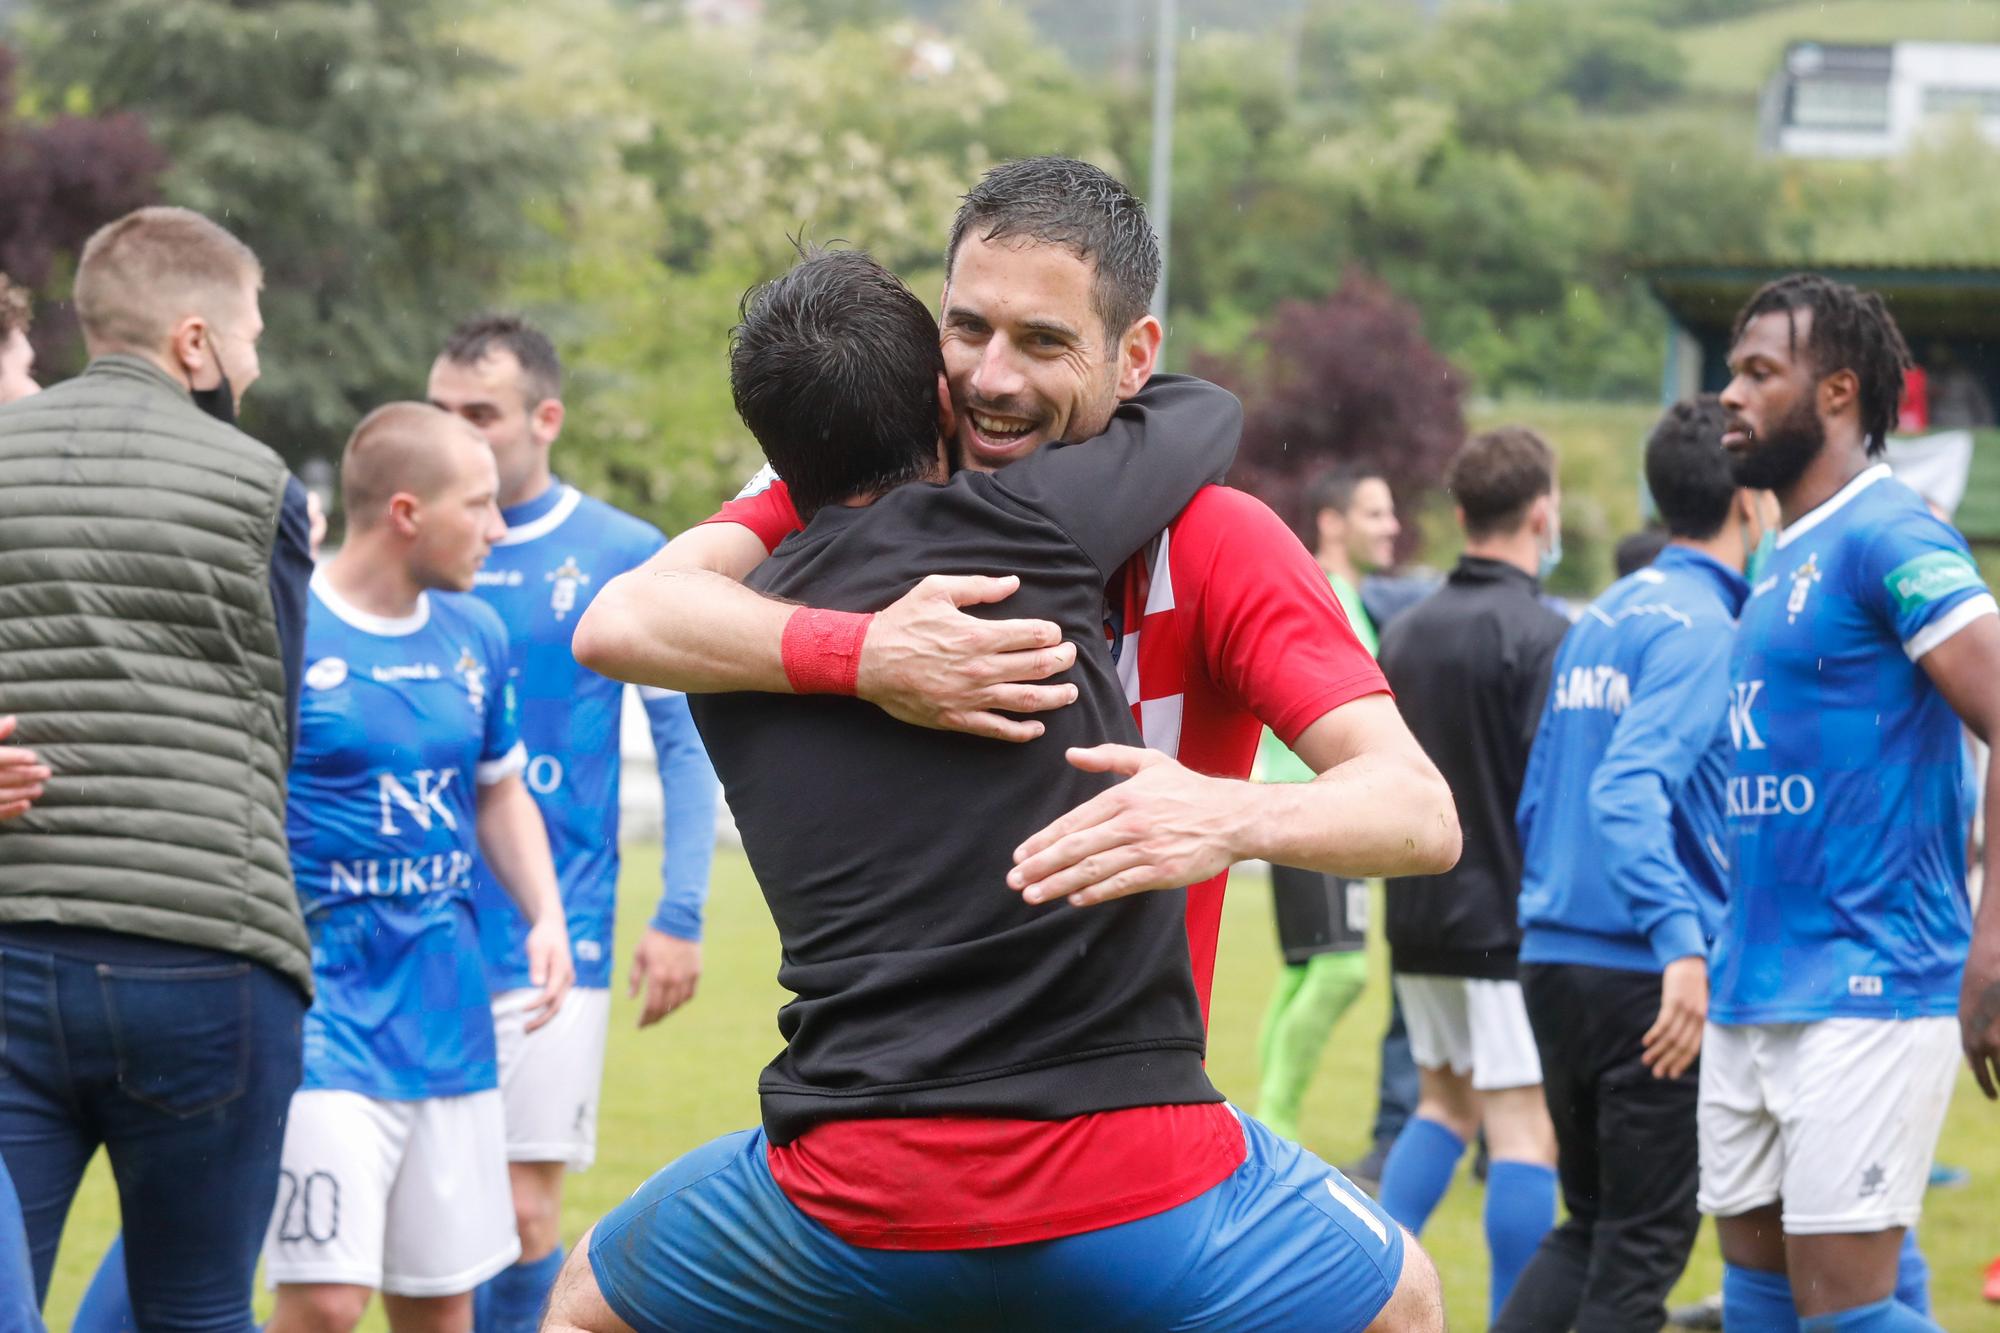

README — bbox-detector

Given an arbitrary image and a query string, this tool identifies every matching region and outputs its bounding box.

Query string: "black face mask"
[191,369,236,426]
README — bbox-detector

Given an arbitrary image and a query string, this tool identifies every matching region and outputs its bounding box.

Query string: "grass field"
[38,847,2000,1330]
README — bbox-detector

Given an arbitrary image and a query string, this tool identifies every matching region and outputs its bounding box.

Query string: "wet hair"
[440,313,563,407]
[1445,426,1555,540]
[1729,272,1911,457]
[947,156,1160,343]
[1644,395,1738,541]
[730,247,945,522]
[0,275,29,340]
[74,206,261,352]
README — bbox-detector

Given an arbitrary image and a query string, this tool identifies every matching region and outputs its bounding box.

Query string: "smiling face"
[939,233,1158,471]
[1720,309,1831,493]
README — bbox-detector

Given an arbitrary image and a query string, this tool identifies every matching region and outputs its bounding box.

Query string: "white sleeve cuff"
[1904,593,1999,662]
[475,741,528,786]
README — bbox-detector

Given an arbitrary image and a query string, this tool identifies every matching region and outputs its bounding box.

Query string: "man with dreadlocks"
[1697,272,2000,1333]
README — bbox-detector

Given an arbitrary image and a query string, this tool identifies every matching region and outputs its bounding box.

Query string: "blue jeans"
[0,929,304,1331]
[589,1111,1406,1333]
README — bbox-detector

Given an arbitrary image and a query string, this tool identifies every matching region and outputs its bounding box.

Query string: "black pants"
[1494,963,1700,1333]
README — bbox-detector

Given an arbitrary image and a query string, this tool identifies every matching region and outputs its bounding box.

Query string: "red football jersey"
[707,472,1386,1248]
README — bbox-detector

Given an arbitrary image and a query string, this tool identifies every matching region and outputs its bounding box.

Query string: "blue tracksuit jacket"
[1516,545,1748,973]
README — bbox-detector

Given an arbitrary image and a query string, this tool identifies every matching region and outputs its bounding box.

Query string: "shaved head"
[340,402,486,528]
[75,206,262,353]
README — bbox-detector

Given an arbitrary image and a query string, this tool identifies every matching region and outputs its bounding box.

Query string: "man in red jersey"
[572,160,1458,1317]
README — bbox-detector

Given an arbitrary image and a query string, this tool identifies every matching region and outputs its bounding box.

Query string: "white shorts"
[264,1088,518,1296]
[1394,973,1542,1091]
[493,985,612,1170]
[1697,1017,1959,1233]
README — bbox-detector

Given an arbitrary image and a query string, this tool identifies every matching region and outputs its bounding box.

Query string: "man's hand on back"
[1008,745,1245,906]
[857,574,1080,743]
[0,716,48,820]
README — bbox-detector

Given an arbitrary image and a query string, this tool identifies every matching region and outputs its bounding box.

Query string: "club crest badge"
[547,556,590,621]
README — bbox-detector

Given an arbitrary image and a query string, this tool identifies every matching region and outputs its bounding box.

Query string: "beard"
[1729,393,1825,492]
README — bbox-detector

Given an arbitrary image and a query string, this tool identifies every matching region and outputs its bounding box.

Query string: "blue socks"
[475,1245,566,1333]
[1725,1264,1801,1333]
[73,1234,133,1333]
[1376,1116,1465,1234]
[1799,1295,1944,1331]
[1896,1229,1929,1316]
[1484,1159,1557,1323]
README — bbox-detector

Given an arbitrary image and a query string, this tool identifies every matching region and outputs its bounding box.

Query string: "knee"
[513,1173,566,1260]
[279,1283,372,1333]
[1369,1234,1444,1333]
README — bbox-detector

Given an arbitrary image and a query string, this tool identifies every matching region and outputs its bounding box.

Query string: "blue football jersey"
[288,570,523,1099]
[1715,465,1993,1024]
[469,483,712,992]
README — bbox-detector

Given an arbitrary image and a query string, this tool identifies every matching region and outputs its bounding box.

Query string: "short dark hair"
[730,247,945,522]
[1614,528,1670,578]
[1307,464,1386,523]
[947,156,1160,343]
[441,313,563,407]
[1446,426,1555,540]
[1645,395,1738,541]
[1729,272,1911,456]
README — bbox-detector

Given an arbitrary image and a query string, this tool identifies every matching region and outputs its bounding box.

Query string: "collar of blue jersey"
[1652,544,1749,616]
[1775,462,1892,550]
[310,566,431,636]
[497,481,581,546]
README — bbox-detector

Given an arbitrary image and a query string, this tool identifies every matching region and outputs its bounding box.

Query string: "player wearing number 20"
[263,403,574,1332]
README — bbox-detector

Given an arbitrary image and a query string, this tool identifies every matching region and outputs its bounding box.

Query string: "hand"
[856,575,1079,743]
[629,928,702,1028]
[1959,936,2000,1099]
[0,717,50,821]
[1642,955,1707,1080]
[1009,745,1245,907]
[521,912,576,1033]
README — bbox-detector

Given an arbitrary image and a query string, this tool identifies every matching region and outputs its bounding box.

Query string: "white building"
[1760,41,2000,159]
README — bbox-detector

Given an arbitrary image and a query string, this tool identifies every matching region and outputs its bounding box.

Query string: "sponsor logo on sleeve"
[1884,550,1983,614]
[733,463,779,500]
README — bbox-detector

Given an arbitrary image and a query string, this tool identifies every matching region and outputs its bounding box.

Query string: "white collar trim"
[311,567,431,636]
[1776,464,1892,550]
[496,485,581,546]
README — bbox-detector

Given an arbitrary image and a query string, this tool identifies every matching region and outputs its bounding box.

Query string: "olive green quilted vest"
[0,355,310,995]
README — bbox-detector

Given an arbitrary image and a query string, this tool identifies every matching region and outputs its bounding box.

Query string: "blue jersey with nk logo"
[1715,465,1993,1025]
[288,570,524,1099]
[470,483,718,993]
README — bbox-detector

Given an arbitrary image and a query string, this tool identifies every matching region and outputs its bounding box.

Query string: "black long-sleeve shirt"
[1380,556,1570,979]
[688,376,1242,1144]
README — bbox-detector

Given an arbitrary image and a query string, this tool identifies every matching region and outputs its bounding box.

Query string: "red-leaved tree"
[1196,269,1468,559]
[0,44,167,369]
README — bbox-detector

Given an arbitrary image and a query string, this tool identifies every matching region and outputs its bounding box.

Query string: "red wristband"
[781,607,874,696]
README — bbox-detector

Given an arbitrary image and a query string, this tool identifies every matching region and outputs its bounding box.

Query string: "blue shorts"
[588,1109,1405,1332]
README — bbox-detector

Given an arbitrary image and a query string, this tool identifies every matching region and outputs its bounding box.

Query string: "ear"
[1114,314,1164,400]
[935,372,955,443]
[530,397,565,447]
[1818,366,1860,423]
[1315,506,1342,550]
[166,314,211,380]
[387,492,422,539]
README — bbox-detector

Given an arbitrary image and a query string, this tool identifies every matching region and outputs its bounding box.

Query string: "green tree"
[21,0,574,469]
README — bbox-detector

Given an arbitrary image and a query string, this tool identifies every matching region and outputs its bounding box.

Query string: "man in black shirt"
[547,248,1442,1333]
[1375,426,1572,1325]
